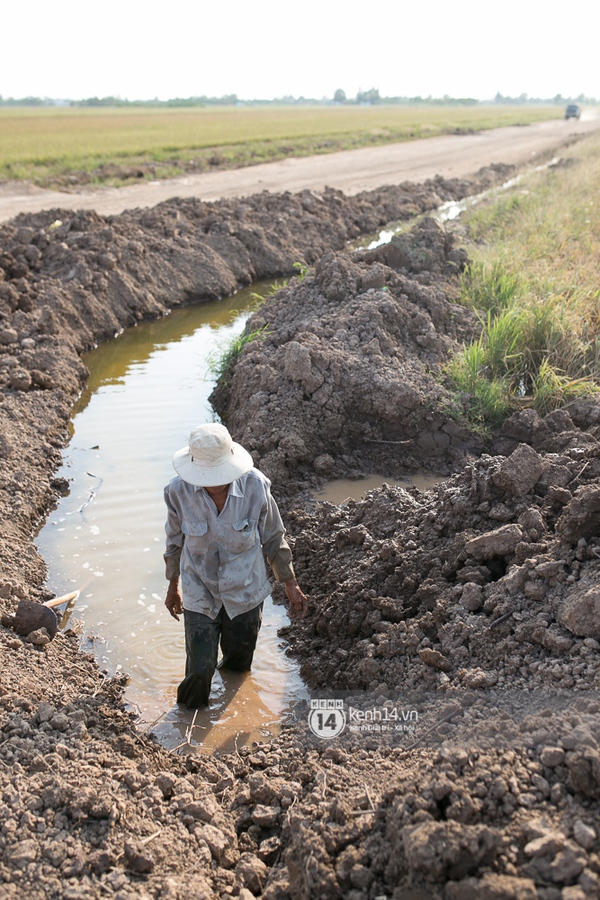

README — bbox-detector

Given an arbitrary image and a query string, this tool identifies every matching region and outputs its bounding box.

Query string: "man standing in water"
[163,423,308,708]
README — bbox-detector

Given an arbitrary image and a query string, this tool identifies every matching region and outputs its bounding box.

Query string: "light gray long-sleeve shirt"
[163,468,294,619]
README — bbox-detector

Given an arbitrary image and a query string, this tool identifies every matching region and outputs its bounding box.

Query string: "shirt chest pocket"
[181,520,209,550]
[230,518,257,554]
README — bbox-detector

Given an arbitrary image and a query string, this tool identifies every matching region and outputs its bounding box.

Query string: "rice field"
[0,104,562,187]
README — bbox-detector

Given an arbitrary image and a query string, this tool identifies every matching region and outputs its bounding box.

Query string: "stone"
[465,525,523,560]
[540,747,565,767]
[558,586,600,638]
[572,819,596,850]
[492,444,544,496]
[235,852,268,895]
[461,583,484,612]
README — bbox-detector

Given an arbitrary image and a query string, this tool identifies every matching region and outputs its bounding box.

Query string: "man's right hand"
[165,580,183,621]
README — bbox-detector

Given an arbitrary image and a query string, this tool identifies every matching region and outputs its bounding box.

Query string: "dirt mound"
[283,432,600,698]
[211,218,482,495]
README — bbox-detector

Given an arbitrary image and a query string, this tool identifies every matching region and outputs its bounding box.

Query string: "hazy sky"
[2,0,598,102]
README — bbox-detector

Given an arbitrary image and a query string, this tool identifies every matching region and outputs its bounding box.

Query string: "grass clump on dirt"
[208,324,271,388]
[207,280,286,387]
[0,104,562,188]
[449,134,600,428]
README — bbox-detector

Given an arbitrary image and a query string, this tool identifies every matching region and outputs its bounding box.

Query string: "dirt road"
[1,115,599,223]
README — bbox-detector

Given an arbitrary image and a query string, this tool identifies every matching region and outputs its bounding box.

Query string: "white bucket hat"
[173,423,254,487]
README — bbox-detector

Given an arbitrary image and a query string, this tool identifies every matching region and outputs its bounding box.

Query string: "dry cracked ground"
[1,161,600,900]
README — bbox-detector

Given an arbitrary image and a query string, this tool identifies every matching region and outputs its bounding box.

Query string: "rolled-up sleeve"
[164,485,184,581]
[259,485,295,583]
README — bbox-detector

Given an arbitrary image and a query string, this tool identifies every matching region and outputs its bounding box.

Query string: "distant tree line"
[0,96,49,106]
[0,91,597,108]
[492,92,593,105]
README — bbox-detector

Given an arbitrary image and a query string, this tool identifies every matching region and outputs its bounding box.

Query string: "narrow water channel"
[351,158,558,251]
[36,168,542,753]
[36,282,309,753]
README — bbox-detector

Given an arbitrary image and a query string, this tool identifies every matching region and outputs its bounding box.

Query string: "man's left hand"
[284,578,308,619]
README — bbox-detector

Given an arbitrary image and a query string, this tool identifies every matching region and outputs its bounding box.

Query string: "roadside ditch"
[1,158,600,899]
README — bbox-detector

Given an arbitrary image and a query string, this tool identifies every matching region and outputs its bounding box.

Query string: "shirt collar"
[230,477,245,498]
[194,476,245,498]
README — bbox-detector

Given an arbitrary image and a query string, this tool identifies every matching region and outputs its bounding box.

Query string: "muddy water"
[36,282,308,753]
[315,473,443,505]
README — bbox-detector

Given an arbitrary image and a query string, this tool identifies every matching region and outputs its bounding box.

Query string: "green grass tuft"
[208,324,270,387]
[448,133,600,430]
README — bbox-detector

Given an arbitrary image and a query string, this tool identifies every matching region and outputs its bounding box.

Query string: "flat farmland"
[0,104,563,187]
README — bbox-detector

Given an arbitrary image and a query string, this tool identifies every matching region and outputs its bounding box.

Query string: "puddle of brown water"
[315,472,444,505]
[35,281,308,752]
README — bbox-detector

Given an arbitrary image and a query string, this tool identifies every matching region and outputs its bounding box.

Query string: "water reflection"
[36,281,308,750]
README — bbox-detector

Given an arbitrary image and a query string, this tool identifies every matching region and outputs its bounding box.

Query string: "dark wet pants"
[177,603,263,708]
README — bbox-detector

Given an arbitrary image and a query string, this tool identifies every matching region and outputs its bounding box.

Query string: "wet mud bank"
[2,161,600,900]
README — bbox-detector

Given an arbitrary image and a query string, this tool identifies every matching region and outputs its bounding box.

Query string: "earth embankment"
[211,218,484,495]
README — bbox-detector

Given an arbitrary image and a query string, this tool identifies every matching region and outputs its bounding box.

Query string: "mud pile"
[285,426,600,695]
[211,219,483,495]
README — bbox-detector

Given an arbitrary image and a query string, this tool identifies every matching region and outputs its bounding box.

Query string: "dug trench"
[1,162,600,900]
